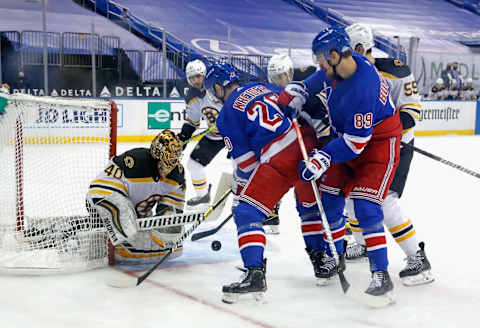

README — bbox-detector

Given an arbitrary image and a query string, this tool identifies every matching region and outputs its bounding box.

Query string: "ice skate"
[364,270,395,307]
[399,242,434,286]
[186,184,211,207]
[222,259,267,304]
[345,242,368,262]
[306,248,344,286]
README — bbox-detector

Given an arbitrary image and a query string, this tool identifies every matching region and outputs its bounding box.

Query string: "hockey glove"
[278,82,308,117]
[298,149,331,182]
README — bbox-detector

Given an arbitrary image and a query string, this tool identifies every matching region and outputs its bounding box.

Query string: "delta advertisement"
[112,99,480,142]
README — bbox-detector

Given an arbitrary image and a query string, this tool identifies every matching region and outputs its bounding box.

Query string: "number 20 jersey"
[216,82,291,180]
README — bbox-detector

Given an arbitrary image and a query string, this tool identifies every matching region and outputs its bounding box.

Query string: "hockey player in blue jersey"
[279,25,402,303]
[205,63,319,303]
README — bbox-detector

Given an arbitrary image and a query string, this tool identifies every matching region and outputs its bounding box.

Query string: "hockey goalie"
[86,129,186,264]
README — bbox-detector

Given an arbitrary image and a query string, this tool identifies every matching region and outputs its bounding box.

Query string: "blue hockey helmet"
[204,63,239,101]
[312,25,352,63]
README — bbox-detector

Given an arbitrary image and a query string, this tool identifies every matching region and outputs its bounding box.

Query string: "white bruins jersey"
[88,148,185,217]
[375,58,421,144]
[184,87,223,140]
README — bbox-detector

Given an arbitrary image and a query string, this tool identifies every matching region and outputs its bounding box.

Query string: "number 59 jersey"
[374,58,421,144]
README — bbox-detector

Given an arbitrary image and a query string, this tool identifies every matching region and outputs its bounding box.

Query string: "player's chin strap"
[107,188,232,288]
[292,113,393,308]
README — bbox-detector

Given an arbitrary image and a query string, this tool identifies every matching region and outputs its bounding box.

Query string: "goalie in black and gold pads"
[86,129,186,264]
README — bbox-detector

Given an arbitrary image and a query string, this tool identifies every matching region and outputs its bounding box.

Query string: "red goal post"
[0,94,117,274]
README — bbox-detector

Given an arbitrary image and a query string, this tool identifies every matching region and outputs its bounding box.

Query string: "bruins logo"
[394,59,404,67]
[124,156,135,169]
[202,106,220,125]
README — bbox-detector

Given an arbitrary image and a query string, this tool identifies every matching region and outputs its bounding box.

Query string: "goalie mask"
[150,130,183,177]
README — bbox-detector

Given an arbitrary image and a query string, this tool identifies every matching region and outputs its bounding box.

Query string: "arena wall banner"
[416,101,477,136]
[112,98,207,142]
[111,98,479,141]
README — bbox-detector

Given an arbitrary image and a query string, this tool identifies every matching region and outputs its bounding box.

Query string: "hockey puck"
[211,240,222,251]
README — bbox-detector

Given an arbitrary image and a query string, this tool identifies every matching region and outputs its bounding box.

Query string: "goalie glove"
[298,149,331,182]
[278,81,308,118]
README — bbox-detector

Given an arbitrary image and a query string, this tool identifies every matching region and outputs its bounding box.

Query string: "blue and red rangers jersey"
[216,82,292,180]
[304,53,399,162]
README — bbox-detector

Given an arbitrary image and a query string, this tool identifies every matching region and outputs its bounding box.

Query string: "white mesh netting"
[0,94,115,274]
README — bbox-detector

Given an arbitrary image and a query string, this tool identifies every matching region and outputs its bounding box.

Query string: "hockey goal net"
[0,93,116,274]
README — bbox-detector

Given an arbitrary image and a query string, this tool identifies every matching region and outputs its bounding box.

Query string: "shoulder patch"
[124,156,134,169]
[113,148,159,180]
[375,57,411,79]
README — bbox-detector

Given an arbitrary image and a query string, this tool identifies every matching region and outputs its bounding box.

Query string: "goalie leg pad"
[87,192,137,246]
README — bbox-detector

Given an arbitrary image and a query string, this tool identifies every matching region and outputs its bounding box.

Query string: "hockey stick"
[136,211,204,231]
[191,213,233,241]
[401,141,480,179]
[107,188,232,288]
[182,125,216,146]
[292,116,390,308]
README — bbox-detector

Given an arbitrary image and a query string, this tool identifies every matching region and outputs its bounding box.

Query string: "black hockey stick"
[401,141,480,179]
[107,188,232,288]
[191,213,233,241]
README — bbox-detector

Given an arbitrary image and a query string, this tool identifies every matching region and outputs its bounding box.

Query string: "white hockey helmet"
[466,77,473,84]
[267,54,294,87]
[345,23,375,54]
[436,78,444,85]
[185,59,207,87]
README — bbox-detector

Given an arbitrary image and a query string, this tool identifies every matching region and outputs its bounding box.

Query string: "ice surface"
[1,136,479,328]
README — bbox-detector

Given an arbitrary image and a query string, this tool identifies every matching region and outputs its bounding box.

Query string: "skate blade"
[316,277,334,286]
[401,270,435,287]
[222,292,266,304]
[263,226,280,235]
[345,256,369,263]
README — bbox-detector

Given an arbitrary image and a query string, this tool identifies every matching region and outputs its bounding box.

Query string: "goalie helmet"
[186,59,207,88]
[150,130,183,177]
[267,54,294,87]
[345,23,375,53]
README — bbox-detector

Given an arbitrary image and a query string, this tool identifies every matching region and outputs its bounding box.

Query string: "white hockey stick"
[292,117,392,308]
[107,188,232,288]
[136,211,204,231]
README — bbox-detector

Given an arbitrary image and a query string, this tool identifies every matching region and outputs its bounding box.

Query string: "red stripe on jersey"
[301,224,323,234]
[261,125,293,156]
[238,233,266,248]
[365,235,386,248]
[238,155,257,170]
[331,227,346,240]
[351,140,369,151]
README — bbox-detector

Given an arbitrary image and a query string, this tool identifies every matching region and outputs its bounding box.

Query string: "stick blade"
[106,276,139,288]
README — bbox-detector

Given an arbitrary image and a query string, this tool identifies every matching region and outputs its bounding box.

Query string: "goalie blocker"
[87,129,188,264]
